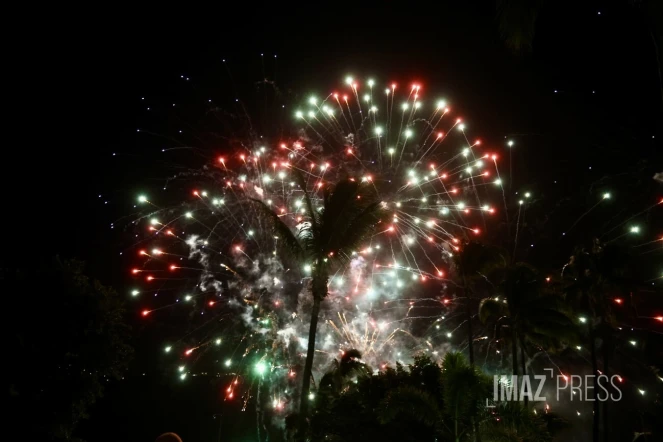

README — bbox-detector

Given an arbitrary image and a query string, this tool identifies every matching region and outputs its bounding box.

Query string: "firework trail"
[129,76,508,415]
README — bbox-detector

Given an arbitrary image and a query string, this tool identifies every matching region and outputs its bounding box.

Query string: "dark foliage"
[5,258,133,441]
[310,352,558,442]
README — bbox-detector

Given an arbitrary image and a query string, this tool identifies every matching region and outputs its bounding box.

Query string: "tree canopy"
[310,351,560,442]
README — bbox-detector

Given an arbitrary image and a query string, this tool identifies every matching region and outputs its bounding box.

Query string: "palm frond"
[292,168,320,234]
[329,201,386,265]
[441,351,467,372]
[496,0,545,54]
[296,179,387,266]
[479,298,507,324]
[318,180,364,251]
[340,349,363,364]
[456,241,503,277]
[441,352,492,423]
[250,198,304,261]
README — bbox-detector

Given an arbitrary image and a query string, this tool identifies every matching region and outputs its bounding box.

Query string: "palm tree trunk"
[511,328,518,377]
[466,298,475,366]
[602,333,612,442]
[510,327,519,410]
[520,341,528,407]
[455,399,460,442]
[589,325,600,442]
[464,287,480,442]
[463,285,479,442]
[297,295,322,440]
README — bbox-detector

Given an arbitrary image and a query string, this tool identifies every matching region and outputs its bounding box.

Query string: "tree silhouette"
[478,256,578,407]
[6,257,133,441]
[310,352,558,442]
[252,176,386,439]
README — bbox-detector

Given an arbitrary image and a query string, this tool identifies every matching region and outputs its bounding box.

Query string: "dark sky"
[15,1,660,273]
[9,1,662,440]
[16,1,660,274]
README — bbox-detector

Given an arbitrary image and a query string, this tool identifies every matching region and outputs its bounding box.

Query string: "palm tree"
[318,349,372,397]
[378,353,491,442]
[311,349,373,441]
[563,240,633,442]
[440,352,493,442]
[252,177,386,437]
[310,352,558,442]
[479,259,578,405]
[454,242,506,442]
[454,241,502,366]
[496,0,545,53]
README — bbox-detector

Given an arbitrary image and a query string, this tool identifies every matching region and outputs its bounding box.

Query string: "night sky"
[10,1,662,441]
[20,1,661,268]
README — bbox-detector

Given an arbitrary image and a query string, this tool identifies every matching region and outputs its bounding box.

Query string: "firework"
[124,71,663,437]
[130,76,507,413]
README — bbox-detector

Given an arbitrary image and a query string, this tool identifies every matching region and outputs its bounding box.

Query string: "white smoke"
[186,234,209,267]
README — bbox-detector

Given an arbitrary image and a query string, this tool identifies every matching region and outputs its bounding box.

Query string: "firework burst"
[129,76,506,414]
